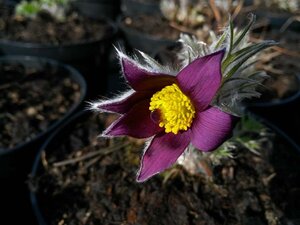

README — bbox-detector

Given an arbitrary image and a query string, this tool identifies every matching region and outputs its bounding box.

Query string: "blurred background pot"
[118,15,178,55]
[2,0,21,6]
[242,0,300,31]
[245,82,300,153]
[243,27,300,150]
[244,86,300,223]
[121,0,161,16]
[72,0,121,20]
[253,10,300,31]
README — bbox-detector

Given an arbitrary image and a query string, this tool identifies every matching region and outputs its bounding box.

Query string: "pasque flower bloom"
[93,49,236,182]
[92,15,274,182]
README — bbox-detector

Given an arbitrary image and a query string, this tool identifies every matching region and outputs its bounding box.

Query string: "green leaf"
[224,40,276,78]
[228,19,234,55]
[222,41,274,73]
[213,29,227,50]
[15,1,40,17]
[232,14,256,50]
[240,116,265,132]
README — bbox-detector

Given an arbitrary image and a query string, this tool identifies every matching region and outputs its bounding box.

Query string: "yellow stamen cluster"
[149,83,196,134]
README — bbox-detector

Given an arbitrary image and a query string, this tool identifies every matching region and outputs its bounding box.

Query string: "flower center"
[149,83,196,134]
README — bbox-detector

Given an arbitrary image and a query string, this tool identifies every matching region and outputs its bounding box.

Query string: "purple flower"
[94,49,237,182]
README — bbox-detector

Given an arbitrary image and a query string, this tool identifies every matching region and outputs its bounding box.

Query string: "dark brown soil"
[122,14,181,41]
[0,4,113,45]
[131,0,160,3]
[0,61,82,150]
[30,113,300,225]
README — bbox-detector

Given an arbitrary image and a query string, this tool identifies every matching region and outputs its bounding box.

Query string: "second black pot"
[0,55,87,225]
[72,0,121,20]
[0,55,87,180]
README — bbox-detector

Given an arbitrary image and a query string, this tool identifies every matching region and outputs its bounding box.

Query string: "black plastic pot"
[72,0,121,20]
[30,104,300,224]
[121,0,161,16]
[0,19,118,97]
[2,0,20,6]
[244,85,300,223]
[118,16,176,55]
[246,88,300,153]
[244,72,300,153]
[0,55,87,179]
[255,10,300,31]
[0,36,113,62]
[0,56,87,224]
[30,111,99,225]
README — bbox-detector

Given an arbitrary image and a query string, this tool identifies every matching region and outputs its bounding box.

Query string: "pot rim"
[244,74,300,153]
[30,110,92,225]
[0,19,118,48]
[117,15,177,43]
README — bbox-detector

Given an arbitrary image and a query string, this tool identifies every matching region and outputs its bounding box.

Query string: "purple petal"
[121,57,176,91]
[104,99,163,138]
[190,106,237,151]
[95,90,154,114]
[177,50,225,111]
[137,131,191,182]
